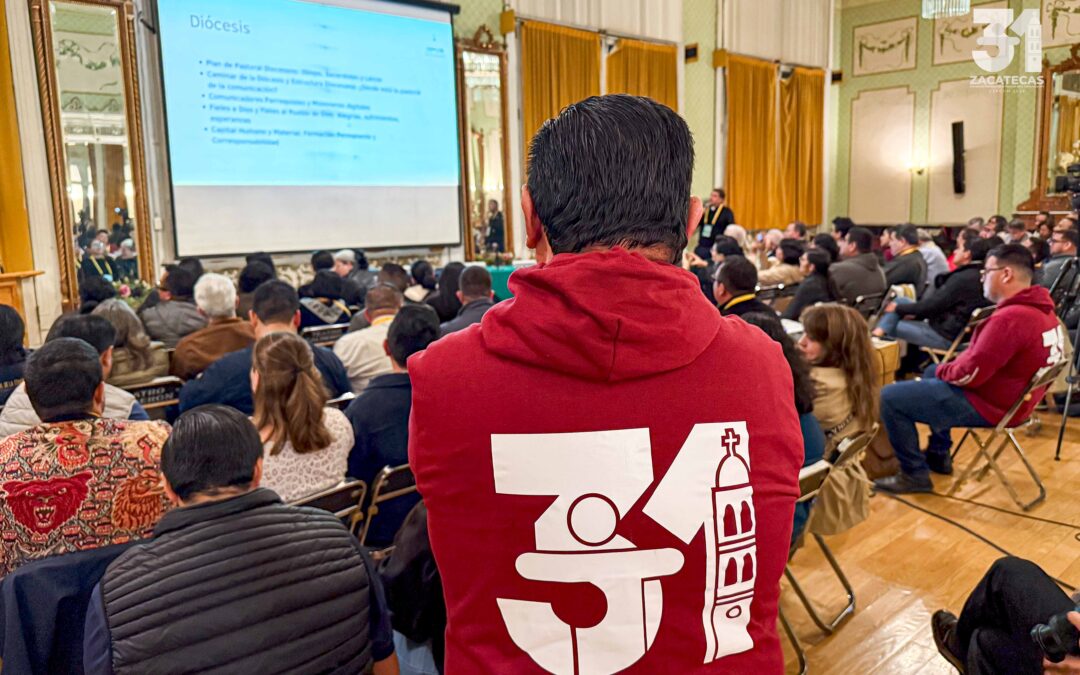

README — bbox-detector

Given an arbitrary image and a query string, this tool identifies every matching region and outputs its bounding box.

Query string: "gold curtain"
[725,54,779,231]
[606,38,678,111]
[1056,96,1080,169]
[520,20,601,152]
[0,7,33,272]
[779,67,825,225]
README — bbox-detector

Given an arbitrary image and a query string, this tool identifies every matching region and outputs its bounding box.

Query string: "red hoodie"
[937,285,1066,424]
[409,248,803,674]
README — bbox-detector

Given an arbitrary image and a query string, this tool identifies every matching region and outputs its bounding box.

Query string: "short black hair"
[779,239,805,266]
[24,338,102,421]
[985,235,1005,250]
[252,280,299,324]
[177,257,204,280]
[0,305,25,362]
[238,261,275,293]
[712,235,744,259]
[959,227,981,246]
[789,221,807,238]
[459,266,492,299]
[717,256,758,295]
[527,94,693,263]
[967,237,992,263]
[162,405,263,501]
[987,243,1035,279]
[988,215,1008,232]
[1054,229,1080,248]
[46,314,116,355]
[165,265,197,299]
[309,269,344,300]
[387,304,440,367]
[1007,219,1027,231]
[78,276,117,314]
[378,263,411,293]
[812,234,840,262]
[832,217,855,237]
[846,227,874,254]
[804,248,832,276]
[713,187,725,199]
[895,224,919,246]
[311,250,334,272]
[355,250,369,271]
[245,252,277,278]
[410,260,436,290]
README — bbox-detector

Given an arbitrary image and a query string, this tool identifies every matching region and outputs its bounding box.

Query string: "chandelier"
[921,0,971,19]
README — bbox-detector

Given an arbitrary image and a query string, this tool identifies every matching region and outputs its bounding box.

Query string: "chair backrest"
[124,376,184,409]
[939,304,996,364]
[831,424,879,469]
[866,288,897,330]
[300,323,350,347]
[852,292,886,319]
[327,392,356,410]
[797,460,831,502]
[996,358,1070,432]
[290,479,367,530]
[357,463,417,545]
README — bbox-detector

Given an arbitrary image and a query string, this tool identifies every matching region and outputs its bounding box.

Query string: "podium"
[0,270,44,331]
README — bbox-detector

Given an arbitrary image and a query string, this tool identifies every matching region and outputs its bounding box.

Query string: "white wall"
[510,0,682,42]
[848,86,915,223]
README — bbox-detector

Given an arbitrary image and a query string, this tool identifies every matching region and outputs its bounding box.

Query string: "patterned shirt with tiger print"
[0,417,171,576]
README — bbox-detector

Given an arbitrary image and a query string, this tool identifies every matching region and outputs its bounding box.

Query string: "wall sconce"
[905,157,927,176]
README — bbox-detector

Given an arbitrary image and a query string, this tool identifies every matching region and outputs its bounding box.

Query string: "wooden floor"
[781,411,1080,674]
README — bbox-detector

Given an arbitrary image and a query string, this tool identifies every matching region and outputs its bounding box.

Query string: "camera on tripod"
[1031,606,1080,663]
[1054,163,1080,212]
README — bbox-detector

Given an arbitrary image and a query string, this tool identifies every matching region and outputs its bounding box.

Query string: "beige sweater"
[811,366,860,438]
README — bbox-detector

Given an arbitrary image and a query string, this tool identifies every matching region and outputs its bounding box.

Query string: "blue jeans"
[876,297,952,350]
[879,364,990,477]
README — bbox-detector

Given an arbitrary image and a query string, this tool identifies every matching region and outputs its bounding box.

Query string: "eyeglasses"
[980,266,1007,280]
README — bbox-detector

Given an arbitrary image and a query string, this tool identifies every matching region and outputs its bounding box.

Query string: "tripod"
[1051,257,1080,461]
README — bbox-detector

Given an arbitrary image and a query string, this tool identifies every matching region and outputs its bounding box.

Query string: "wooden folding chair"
[124,376,184,420]
[357,463,418,546]
[290,479,368,534]
[924,305,996,365]
[300,322,350,347]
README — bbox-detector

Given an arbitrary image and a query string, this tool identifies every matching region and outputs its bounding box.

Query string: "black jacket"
[884,249,928,296]
[896,263,992,341]
[782,274,831,320]
[85,489,391,674]
[720,295,775,318]
[1039,253,1079,328]
[485,212,505,253]
[696,205,734,254]
[440,297,495,336]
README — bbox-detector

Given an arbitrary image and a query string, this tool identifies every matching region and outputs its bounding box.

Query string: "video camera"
[1031,606,1080,663]
[1054,163,1080,211]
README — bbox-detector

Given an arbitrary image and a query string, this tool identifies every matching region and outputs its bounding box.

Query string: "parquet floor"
[781,412,1080,674]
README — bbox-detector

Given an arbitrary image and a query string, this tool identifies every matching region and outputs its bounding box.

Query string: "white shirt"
[333,315,395,392]
[260,407,352,503]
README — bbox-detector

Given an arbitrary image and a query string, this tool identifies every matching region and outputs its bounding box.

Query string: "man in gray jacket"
[828,226,887,316]
[139,265,206,348]
[440,266,496,336]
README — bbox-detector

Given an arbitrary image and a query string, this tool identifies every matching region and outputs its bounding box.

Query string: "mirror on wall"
[457,27,512,261]
[30,0,153,308]
[1048,69,1080,195]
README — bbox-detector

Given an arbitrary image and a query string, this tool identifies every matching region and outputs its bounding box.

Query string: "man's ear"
[100,346,114,372]
[686,196,704,240]
[291,310,301,329]
[383,339,391,358]
[250,457,263,489]
[248,309,259,329]
[455,290,464,304]
[161,473,183,506]
[91,381,106,415]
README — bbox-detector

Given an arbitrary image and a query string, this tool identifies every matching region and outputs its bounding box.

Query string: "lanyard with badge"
[702,206,721,239]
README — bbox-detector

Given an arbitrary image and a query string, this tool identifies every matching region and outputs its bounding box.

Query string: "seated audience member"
[714,256,774,317]
[82,405,395,674]
[378,263,412,297]
[79,276,117,314]
[298,250,335,298]
[1056,215,1078,233]
[335,285,403,392]
[741,312,825,547]
[440,266,495,336]
[784,221,808,241]
[1026,236,1051,268]
[425,261,464,323]
[1035,210,1054,236]
[172,273,256,380]
[724,223,756,258]
[983,215,1008,238]
[811,233,841,263]
[406,260,436,303]
[884,224,928,295]
[831,216,855,243]
[112,239,138,281]
[875,245,1066,493]
[932,557,1079,675]
[331,249,367,305]
[782,249,833,321]
[1040,229,1079,327]
[252,333,352,503]
[409,95,802,672]
[346,305,438,545]
[687,235,743,303]
[0,338,169,575]
[299,270,352,329]
[0,306,29,405]
[179,280,350,415]
[350,250,379,289]
[828,226,888,313]
[0,315,149,438]
[80,240,114,281]
[92,299,169,387]
[1005,218,1031,246]
[755,228,784,268]
[917,228,950,289]
[757,239,806,287]
[873,236,993,348]
[236,261,275,320]
[245,251,277,278]
[798,304,879,444]
[139,265,207,348]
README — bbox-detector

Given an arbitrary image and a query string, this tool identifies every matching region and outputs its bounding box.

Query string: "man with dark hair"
[139,265,207,348]
[0,338,169,575]
[875,244,1066,493]
[82,405,396,673]
[713,256,774,317]
[694,187,735,258]
[335,284,404,392]
[244,252,277,278]
[410,95,802,673]
[783,221,807,241]
[298,251,337,299]
[884,224,928,294]
[1040,228,1078,300]
[345,305,440,544]
[440,266,495,336]
[179,280,350,414]
[757,239,806,287]
[831,216,855,242]
[828,226,888,312]
[983,215,1008,238]
[236,260,275,319]
[0,315,150,437]
[1005,219,1031,246]
[377,263,413,299]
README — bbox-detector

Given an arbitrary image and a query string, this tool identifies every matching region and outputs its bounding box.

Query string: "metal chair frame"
[948,360,1069,511]
[865,288,897,332]
[290,479,368,534]
[924,305,996,365]
[357,463,418,545]
[300,322,350,347]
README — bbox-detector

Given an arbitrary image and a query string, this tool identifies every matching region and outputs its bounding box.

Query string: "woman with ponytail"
[251,332,352,502]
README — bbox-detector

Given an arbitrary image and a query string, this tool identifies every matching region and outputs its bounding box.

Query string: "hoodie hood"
[480,248,721,382]
[997,284,1055,314]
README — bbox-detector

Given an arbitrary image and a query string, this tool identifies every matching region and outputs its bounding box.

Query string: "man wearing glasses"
[874,244,1067,494]
[1040,229,1079,330]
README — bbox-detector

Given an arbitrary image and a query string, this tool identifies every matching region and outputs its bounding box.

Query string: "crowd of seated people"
[171,272,255,380]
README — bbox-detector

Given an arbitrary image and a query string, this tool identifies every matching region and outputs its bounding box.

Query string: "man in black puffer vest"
[82,405,397,675]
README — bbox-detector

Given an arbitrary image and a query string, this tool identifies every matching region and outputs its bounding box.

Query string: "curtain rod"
[512,13,679,47]
[716,48,827,73]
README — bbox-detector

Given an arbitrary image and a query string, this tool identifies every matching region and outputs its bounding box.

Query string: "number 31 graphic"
[492,423,757,675]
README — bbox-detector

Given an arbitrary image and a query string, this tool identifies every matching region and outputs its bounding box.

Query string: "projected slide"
[157,0,461,256]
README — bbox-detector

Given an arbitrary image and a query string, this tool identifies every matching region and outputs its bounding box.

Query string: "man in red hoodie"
[408,95,803,673]
[875,244,1067,494]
